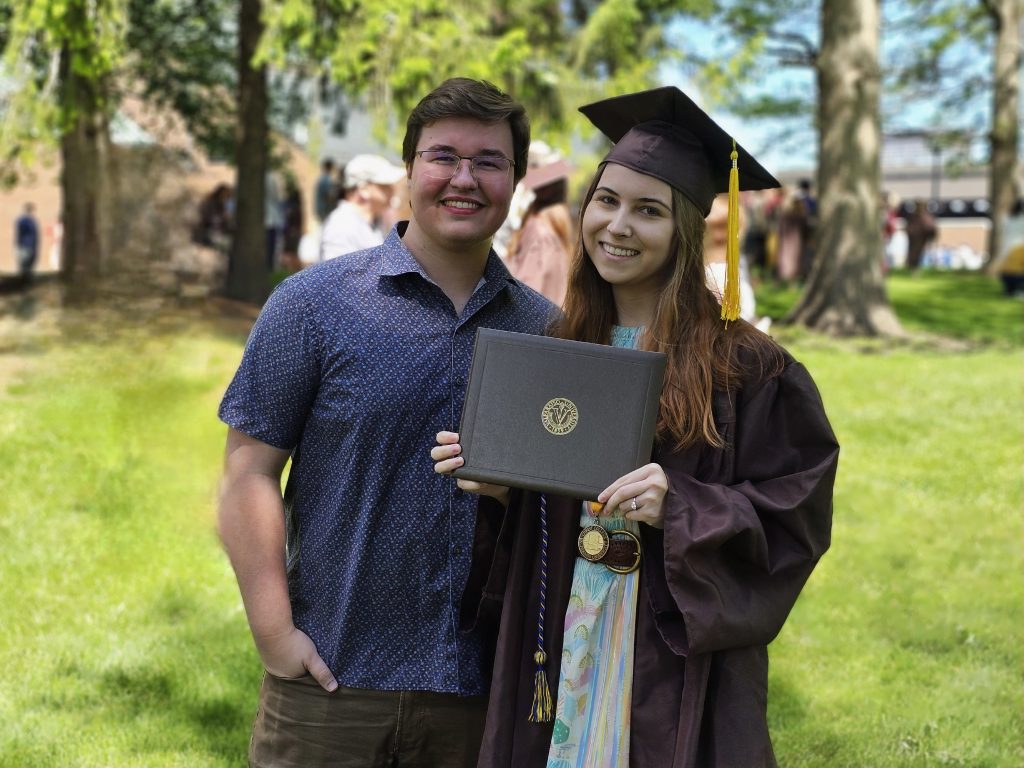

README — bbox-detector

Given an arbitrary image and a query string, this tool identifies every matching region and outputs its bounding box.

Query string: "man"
[14,203,40,283]
[218,78,554,767]
[314,158,337,223]
[319,153,405,260]
[796,178,818,280]
[264,170,283,271]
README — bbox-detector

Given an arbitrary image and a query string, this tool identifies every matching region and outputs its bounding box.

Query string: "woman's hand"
[597,463,668,529]
[432,431,511,506]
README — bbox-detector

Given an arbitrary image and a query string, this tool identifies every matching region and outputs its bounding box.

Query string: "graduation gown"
[461,355,839,768]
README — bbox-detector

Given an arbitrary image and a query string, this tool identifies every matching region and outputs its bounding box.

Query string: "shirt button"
[452,545,464,556]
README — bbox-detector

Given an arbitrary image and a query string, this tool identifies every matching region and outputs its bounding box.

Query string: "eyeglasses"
[414,150,514,181]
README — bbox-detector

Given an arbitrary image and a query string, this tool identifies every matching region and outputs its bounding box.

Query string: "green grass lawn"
[0,275,1021,767]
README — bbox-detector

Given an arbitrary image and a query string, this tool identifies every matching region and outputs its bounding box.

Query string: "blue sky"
[659,16,818,172]
[660,9,1001,173]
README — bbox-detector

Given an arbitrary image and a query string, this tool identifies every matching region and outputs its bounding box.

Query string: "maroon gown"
[461,353,839,767]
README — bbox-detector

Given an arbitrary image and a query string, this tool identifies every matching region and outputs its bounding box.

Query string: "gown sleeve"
[460,492,523,634]
[648,359,839,656]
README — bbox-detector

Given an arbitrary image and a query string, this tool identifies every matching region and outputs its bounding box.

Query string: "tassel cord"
[721,141,741,323]
[528,493,554,722]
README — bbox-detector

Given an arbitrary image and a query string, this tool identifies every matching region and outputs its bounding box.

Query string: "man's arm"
[218,427,338,691]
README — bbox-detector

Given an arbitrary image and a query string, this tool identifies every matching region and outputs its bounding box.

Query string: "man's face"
[405,116,516,255]
[362,183,394,218]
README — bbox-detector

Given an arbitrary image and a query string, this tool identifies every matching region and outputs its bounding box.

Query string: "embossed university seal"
[542,397,579,436]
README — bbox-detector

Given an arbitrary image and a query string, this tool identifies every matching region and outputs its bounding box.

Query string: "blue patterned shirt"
[219,224,555,695]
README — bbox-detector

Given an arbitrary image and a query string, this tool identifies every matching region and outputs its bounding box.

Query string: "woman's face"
[582,163,675,295]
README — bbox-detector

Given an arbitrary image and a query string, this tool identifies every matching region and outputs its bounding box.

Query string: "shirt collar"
[379,221,517,292]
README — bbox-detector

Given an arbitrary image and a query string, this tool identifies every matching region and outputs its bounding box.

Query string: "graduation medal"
[578,524,610,561]
[578,501,609,561]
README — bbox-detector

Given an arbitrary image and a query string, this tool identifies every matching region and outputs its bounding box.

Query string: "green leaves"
[257,0,696,149]
[123,0,237,160]
[0,0,127,175]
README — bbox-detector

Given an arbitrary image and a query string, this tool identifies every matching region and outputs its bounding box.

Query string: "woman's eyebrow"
[596,186,669,209]
[637,196,671,208]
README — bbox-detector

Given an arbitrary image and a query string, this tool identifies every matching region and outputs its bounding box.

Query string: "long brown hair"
[552,163,784,450]
[507,201,574,262]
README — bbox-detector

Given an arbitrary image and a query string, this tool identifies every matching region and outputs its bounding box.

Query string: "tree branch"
[977,0,999,23]
[764,43,816,66]
[772,29,819,53]
[731,25,818,65]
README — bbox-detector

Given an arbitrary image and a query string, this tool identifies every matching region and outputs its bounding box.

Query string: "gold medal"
[578,524,610,561]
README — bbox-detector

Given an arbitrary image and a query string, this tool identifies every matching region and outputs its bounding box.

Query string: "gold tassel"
[721,141,741,323]
[528,650,553,722]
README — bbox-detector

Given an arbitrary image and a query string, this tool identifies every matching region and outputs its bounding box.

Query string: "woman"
[904,199,937,272]
[505,157,575,305]
[433,87,839,768]
[773,186,807,285]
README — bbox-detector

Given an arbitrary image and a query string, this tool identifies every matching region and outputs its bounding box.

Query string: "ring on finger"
[630,496,638,512]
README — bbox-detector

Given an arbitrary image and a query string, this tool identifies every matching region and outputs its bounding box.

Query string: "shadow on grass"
[769,675,847,766]
[769,673,809,726]
[0,280,257,354]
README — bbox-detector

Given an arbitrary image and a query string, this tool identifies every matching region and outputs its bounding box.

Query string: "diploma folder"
[453,328,666,500]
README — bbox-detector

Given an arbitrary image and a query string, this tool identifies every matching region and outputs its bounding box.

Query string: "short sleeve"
[218,278,322,450]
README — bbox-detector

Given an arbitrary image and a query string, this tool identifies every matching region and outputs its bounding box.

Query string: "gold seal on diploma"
[542,397,579,436]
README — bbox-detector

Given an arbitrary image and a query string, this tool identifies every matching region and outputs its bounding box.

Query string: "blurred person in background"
[193,183,233,253]
[904,199,937,273]
[314,158,338,223]
[320,154,406,260]
[47,215,63,270]
[995,197,1024,297]
[379,174,410,233]
[280,175,305,272]
[774,185,808,285]
[796,178,818,281]
[265,170,284,271]
[880,191,901,273]
[504,143,574,305]
[704,193,770,332]
[741,189,770,278]
[14,203,39,283]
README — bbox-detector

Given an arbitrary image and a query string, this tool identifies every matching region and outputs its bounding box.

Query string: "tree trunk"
[786,0,901,336]
[984,0,1021,268]
[58,44,113,300]
[226,0,270,304]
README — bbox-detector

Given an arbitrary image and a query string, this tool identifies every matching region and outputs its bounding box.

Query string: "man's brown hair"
[402,78,530,184]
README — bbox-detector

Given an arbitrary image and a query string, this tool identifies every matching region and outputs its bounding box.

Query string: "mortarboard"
[578,86,780,216]
[521,158,572,208]
[579,86,781,321]
[521,158,572,193]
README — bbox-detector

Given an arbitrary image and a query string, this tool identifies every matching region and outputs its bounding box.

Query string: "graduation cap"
[580,86,782,320]
[521,158,571,193]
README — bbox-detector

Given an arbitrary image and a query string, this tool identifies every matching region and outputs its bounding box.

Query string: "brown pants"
[249,673,488,768]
